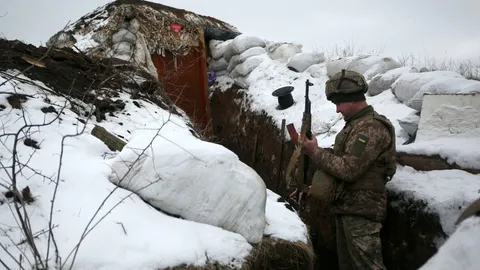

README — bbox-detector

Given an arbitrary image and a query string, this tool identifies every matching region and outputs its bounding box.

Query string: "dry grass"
[243,237,315,270]
[161,237,315,270]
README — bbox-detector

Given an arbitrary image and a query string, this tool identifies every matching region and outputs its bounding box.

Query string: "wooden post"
[276,119,286,192]
[91,125,127,152]
[252,134,258,166]
[198,27,213,137]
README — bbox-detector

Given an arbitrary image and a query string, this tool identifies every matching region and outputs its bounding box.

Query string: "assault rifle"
[285,79,313,210]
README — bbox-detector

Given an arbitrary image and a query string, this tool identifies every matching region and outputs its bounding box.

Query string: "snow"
[0,70,307,269]
[386,166,480,236]
[419,216,480,270]
[264,190,308,243]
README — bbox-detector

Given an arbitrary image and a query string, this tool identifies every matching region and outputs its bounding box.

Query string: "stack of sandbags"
[208,39,233,76]
[103,19,158,79]
[107,19,139,61]
[221,34,270,86]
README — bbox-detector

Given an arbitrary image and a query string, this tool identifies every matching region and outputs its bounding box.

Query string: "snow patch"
[419,216,480,270]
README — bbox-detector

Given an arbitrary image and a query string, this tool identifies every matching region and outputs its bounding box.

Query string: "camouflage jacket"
[311,105,396,222]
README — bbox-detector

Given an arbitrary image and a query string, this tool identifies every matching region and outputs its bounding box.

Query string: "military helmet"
[325,69,368,104]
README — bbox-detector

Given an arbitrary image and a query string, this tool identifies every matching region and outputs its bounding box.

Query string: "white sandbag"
[134,32,158,79]
[223,34,266,62]
[326,56,360,77]
[287,51,326,73]
[407,77,480,111]
[266,42,302,63]
[112,28,137,44]
[306,63,328,78]
[347,55,402,80]
[368,66,418,96]
[391,71,471,110]
[209,39,233,60]
[208,57,228,72]
[230,54,268,79]
[108,123,267,244]
[227,47,266,73]
[111,41,132,54]
[216,70,227,77]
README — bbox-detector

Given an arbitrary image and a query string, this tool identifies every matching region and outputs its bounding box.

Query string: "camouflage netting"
[47,0,239,58]
[100,4,201,57]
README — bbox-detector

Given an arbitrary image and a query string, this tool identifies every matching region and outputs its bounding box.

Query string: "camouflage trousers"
[336,215,386,270]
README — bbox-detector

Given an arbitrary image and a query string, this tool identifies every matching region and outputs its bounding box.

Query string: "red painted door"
[151,47,211,133]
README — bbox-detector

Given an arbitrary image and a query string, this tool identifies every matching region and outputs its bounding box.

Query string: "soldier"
[303,69,397,270]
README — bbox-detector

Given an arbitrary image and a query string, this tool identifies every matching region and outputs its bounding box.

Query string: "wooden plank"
[276,119,286,191]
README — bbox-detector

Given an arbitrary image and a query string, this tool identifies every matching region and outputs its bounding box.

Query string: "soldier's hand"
[303,135,318,157]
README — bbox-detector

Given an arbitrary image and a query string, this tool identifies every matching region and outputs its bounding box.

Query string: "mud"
[0,39,184,125]
[210,85,451,270]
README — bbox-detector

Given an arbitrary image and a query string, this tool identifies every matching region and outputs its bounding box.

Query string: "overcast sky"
[1,0,479,64]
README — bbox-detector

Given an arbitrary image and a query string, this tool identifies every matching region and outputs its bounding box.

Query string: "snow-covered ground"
[0,69,307,269]
[14,1,479,267]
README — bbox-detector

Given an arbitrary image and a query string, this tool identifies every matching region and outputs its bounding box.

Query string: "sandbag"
[209,39,232,60]
[368,66,418,96]
[326,56,359,77]
[108,123,267,244]
[266,42,302,63]
[229,54,268,79]
[223,34,266,62]
[346,55,402,80]
[287,51,326,73]
[391,71,471,110]
[208,57,228,72]
[306,63,328,78]
[112,28,136,44]
[227,47,266,73]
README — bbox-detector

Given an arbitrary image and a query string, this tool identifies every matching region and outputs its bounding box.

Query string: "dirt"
[397,152,480,174]
[0,39,184,125]
[210,85,453,270]
[381,191,446,270]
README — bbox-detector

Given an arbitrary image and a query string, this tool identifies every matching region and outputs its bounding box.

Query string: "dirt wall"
[210,85,447,270]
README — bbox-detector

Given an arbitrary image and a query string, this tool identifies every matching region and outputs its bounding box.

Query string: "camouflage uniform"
[310,70,396,270]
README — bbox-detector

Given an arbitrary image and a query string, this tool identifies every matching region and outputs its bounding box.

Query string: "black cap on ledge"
[272,86,295,110]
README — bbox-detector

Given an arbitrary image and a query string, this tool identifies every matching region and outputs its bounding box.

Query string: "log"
[91,125,126,151]
[396,152,480,174]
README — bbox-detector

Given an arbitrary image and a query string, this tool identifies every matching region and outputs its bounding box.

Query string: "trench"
[209,84,446,270]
